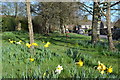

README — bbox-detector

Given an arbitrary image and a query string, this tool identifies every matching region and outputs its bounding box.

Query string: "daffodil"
[29,58,34,62]
[76,59,83,67]
[16,42,21,44]
[32,43,38,46]
[46,42,51,45]
[44,44,49,47]
[10,40,14,43]
[97,65,102,71]
[55,65,63,74]
[42,41,45,43]
[44,42,51,47]
[43,72,46,77]
[19,40,22,42]
[100,70,104,74]
[97,61,106,71]
[107,66,112,73]
[26,43,32,48]
[100,63,106,71]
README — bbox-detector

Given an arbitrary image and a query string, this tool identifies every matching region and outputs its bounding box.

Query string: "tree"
[92,2,101,44]
[31,2,79,34]
[26,0,34,49]
[106,2,115,50]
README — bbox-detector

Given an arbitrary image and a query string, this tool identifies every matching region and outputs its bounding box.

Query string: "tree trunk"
[15,2,18,18]
[26,0,34,49]
[92,2,100,44]
[106,2,115,50]
[59,2,65,34]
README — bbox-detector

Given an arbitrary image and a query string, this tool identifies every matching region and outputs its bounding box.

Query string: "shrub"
[2,16,16,31]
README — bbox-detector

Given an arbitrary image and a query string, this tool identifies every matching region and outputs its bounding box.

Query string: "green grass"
[1,31,120,78]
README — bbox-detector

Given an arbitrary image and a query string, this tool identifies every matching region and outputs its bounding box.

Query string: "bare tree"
[26,0,34,49]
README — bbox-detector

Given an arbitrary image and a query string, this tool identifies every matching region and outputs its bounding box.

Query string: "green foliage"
[2,16,28,32]
[2,16,16,31]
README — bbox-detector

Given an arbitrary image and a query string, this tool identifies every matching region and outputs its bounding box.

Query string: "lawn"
[1,31,120,78]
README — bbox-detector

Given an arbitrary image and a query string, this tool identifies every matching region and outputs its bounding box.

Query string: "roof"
[101,21,115,27]
[114,19,120,28]
[78,20,92,25]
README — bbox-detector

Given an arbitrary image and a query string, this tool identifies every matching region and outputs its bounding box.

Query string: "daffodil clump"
[26,42,38,48]
[55,65,63,74]
[44,42,51,48]
[75,59,83,67]
[9,39,22,44]
[96,61,113,74]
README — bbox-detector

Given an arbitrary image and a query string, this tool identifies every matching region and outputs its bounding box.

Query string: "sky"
[1,1,120,22]
[84,1,120,22]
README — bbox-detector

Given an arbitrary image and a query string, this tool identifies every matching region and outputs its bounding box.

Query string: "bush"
[2,16,16,31]
[2,16,28,32]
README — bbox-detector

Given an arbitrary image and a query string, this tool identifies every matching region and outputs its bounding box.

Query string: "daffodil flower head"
[100,70,104,74]
[44,44,49,48]
[32,43,38,46]
[26,43,32,48]
[19,40,22,42]
[98,61,106,71]
[43,72,46,78]
[97,65,102,71]
[100,63,106,71]
[47,42,51,45]
[76,59,83,67]
[16,42,21,44]
[10,40,14,43]
[29,58,34,62]
[107,66,112,73]
[55,65,63,74]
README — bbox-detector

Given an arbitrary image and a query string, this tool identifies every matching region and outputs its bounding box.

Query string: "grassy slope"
[2,31,120,78]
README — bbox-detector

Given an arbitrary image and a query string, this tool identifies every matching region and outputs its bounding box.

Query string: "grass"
[1,31,120,78]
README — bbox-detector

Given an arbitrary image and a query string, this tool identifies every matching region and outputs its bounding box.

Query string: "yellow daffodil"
[100,70,104,74]
[42,41,45,43]
[46,42,51,45]
[107,66,112,73]
[97,65,102,71]
[19,40,22,42]
[10,40,14,43]
[100,63,106,71]
[43,72,46,77]
[97,61,106,71]
[44,44,49,47]
[29,58,34,62]
[44,42,51,47]
[32,43,38,46]
[26,43,32,48]
[76,59,83,67]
